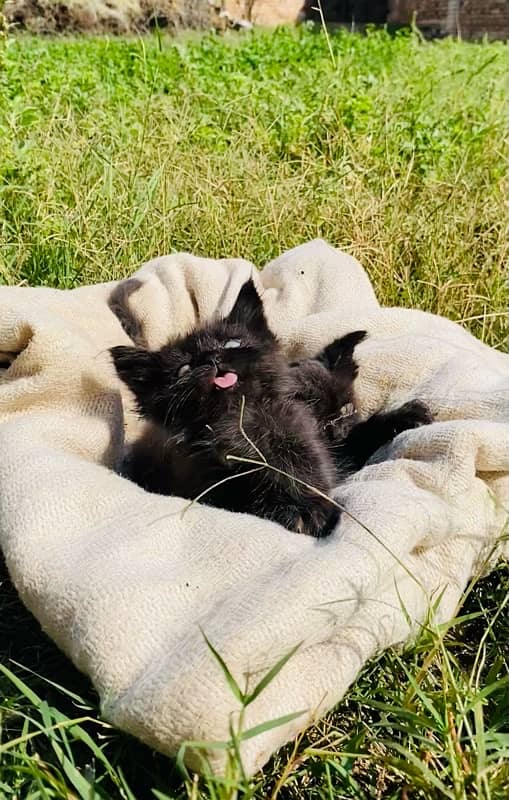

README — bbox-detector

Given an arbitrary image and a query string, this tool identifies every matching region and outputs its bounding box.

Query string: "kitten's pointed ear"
[110,346,163,406]
[318,330,367,371]
[227,279,271,335]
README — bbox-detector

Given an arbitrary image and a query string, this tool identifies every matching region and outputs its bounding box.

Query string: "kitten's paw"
[291,499,340,539]
[388,400,433,435]
[325,402,360,442]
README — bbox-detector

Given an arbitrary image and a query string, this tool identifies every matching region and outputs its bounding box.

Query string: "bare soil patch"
[4,0,303,34]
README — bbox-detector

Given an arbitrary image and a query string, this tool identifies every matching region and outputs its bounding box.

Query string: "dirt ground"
[4,0,304,34]
[224,1,303,26]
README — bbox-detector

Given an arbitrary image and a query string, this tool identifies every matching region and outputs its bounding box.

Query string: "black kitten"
[290,330,367,443]
[111,280,432,538]
[111,280,340,538]
[290,333,433,471]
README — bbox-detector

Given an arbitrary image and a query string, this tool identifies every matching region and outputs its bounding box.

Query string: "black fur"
[111,281,433,538]
[338,399,433,469]
[290,333,433,472]
[111,280,339,538]
[290,330,367,443]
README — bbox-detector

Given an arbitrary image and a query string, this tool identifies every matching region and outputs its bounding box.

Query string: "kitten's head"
[111,279,286,429]
[290,330,367,441]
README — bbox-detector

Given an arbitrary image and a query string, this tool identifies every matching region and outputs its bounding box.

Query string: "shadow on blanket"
[0,554,184,795]
[0,555,93,698]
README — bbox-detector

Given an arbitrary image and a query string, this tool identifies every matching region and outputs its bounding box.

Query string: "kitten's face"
[289,330,367,442]
[111,279,286,430]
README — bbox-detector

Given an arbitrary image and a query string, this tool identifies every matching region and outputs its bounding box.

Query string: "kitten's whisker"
[163,384,194,428]
[179,385,197,412]
[162,403,173,430]
[163,395,181,428]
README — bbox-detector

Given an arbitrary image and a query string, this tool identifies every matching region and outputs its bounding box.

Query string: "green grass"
[0,24,508,799]
[1,26,507,345]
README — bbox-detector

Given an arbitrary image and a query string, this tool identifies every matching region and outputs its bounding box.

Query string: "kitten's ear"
[227,279,271,335]
[318,330,367,371]
[110,346,164,405]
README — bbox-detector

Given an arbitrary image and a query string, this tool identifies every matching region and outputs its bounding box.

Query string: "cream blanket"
[0,240,508,775]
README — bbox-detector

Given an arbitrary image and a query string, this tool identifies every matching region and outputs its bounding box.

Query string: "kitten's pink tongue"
[213,372,238,389]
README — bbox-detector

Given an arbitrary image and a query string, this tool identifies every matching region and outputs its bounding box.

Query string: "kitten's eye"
[224,339,241,349]
[177,364,191,378]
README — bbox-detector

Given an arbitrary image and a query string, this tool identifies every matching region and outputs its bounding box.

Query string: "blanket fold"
[0,239,507,775]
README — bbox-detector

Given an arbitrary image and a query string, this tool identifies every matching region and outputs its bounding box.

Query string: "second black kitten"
[290,330,367,443]
[290,333,433,472]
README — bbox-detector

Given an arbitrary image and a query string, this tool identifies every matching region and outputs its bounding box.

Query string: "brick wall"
[388,1,447,29]
[458,0,509,40]
[387,0,509,39]
[221,1,509,38]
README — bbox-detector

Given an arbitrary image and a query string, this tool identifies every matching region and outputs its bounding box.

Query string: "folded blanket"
[0,240,507,775]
